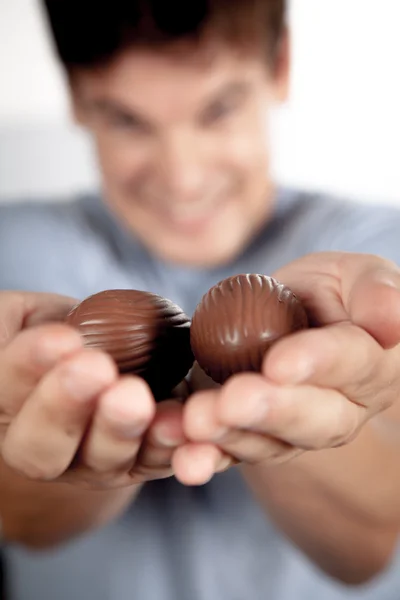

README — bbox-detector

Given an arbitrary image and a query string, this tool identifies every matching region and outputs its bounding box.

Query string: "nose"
[158,132,205,201]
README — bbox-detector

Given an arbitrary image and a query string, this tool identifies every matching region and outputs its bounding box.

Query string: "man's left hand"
[172,252,400,485]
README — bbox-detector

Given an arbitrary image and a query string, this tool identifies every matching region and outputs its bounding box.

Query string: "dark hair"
[42,0,287,70]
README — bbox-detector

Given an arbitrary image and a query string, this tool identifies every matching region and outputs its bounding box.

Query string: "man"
[1,1,400,598]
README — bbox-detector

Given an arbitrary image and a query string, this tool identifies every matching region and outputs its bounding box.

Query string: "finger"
[216,373,365,450]
[216,430,300,464]
[183,387,299,464]
[346,267,400,349]
[183,390,228,441]
[79,376,155,474]
[0,324,84,416]
[137,400,186,468]
[215,453,238,473]
[147,400,186,447]
[172,443,228,486]
[2,349,117,480]
[0,291,77,347]
[64,463,174,489]
[273,253,400,348]
[272,252,351,325]
[264,323,388,407]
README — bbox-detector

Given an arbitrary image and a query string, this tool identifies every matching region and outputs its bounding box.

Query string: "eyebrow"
[85,81,251,126]
[201,81,251,109]
[89,98,154,131]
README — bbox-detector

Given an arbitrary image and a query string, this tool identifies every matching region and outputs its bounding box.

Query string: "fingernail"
[116,422,148,439]
[212,426,230,442]
[283,357,314,384]
[154,427,181,448]
[216,455,232,472]
[243,394,270,427]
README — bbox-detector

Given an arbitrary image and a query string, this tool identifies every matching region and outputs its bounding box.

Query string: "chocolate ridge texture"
[190,274,308,384]
[66,289,194,400]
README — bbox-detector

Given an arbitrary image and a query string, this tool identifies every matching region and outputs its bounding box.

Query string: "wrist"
[242,421,400,528]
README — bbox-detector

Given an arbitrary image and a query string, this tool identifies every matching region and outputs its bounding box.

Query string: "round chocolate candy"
[190,274,308,385]
[66,289,194,400]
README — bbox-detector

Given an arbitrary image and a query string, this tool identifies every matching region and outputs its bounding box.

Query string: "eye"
[109,112,146,134]
[201,99,237,126]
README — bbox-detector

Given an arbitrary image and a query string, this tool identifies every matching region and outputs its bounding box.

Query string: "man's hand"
[173,252,400,485]
[0,291,186,490]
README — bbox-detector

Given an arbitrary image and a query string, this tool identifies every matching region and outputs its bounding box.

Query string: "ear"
[271,26,291,103]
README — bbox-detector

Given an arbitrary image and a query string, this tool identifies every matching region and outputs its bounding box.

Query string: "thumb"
[348,268,400,349]
[0,291,78,347]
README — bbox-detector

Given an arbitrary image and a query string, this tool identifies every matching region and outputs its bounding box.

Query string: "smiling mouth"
[146,191,229,231]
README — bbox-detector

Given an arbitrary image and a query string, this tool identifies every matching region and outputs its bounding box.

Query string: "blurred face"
[71,36,289,267]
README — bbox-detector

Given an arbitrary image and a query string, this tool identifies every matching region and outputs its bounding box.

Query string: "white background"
[0,0,399,203]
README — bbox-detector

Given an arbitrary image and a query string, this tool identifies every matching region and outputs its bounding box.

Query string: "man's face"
[72,37,289,267]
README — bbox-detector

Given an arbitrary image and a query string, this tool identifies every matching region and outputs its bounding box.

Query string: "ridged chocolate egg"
[66,289,194,400]
[190,274,308,385]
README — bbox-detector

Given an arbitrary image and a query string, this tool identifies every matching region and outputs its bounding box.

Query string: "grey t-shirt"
[1,187,400,600]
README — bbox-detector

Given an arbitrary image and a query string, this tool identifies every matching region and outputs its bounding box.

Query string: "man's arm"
[176,252,400,584]
[0,459,140,549]
[242,419,400,584]
[180,368,400,583]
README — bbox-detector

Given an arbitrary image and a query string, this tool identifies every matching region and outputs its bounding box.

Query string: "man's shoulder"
[282,187,400,228]
[0,194,110,294]
[283,188,400,260]
[0,195,89,237]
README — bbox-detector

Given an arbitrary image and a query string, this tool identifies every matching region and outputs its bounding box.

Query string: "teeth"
[145,186,228,226]
[169,202,215,220]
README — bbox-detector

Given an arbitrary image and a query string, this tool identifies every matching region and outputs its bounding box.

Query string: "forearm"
[0,459,141,549]
[241,420,400,583]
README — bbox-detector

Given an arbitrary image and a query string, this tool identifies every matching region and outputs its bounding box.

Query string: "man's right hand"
[0,291,187,490]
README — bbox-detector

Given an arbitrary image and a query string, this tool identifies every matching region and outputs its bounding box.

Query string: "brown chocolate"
[190,274,308,384]
[66,289,194,400]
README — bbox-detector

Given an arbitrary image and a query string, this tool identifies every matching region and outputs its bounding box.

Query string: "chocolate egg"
[66,289,194,400]
[190,274,308,384]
